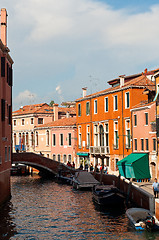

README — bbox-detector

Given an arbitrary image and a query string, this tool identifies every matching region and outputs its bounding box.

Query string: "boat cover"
[117,153,151,179]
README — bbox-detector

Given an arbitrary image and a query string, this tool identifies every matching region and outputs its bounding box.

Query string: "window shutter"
[1,99,5,121]
[1,57,5,77]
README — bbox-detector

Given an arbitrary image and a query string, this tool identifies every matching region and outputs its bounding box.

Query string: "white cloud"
[56,85,62,95]
[14,90,37,107]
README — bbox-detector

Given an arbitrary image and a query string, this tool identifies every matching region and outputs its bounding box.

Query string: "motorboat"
[72,171,99,190]
[92,185,125,207]
[126,208,159,231]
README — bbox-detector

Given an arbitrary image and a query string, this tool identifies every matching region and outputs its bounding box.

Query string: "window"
[134,115,137,126]
[8,106,11,125]
[145,113,148,125]
[0,156,2,164]
[22,119,25,125]
[94,100,97,114]
[86,125,90,148]
[1,99,5,121]
[134,139,137,151]
[14,120,16,126]
[8,147,11,161]
[31,118,34,124]
[106,157,109,167]
[105,123,109,152]
[13,133,16,147]
[78,104,81,116]
[35,132,38,146]
[86,102,90,115]
[94,125,98,146]
[31,132,34,146]
[145,139,149,151]
[47,154,49,158]
[46,130,49,146]
[141,139,144,151]
[114,121,119,149]
[115,158,119,171]
[78,126,82,148]
[153,138,156,151]
[1,57,5,77]
[114,95,118,111]
[26,132,28,146]
[60,134,63,146]
[105,97,108,112]
[38,118,43,124]
[125,120,131,149]
[63,154,67,163]
[68,154,72,162]
[52,134,56,146]
[68,133,71,146]
[53,154,56,161]
[57,154,60,162]
[5,147,7,162]
[125,92,130,108]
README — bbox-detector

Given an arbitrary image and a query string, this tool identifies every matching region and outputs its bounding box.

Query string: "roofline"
[75,85,151,102]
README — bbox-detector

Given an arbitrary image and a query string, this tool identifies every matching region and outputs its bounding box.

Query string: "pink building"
[131,101,157,179]
[0,9,14,205]
[12,103,76,153]
[34,117,77,166]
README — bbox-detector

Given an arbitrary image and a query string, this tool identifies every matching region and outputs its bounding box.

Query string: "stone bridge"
[12,153,76,176]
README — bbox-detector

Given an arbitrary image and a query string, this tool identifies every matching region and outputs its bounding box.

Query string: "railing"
[90,146,109,155]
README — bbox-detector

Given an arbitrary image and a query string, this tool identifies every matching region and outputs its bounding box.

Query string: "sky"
[1,0,159,110]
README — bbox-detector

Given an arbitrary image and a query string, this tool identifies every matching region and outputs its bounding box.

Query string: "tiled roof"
[76,74,155,101]
[35,117,76,128]
[131,100,155,110]
[13,103,76,116]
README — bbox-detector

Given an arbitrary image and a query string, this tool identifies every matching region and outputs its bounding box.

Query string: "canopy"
[77,152,89,157]
[117,153,151,180]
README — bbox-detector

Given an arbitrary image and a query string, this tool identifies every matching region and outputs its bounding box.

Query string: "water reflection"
[0,176,159,239]
[0,201,17,239]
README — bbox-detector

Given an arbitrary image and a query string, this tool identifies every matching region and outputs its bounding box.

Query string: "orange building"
[75,69,157,173]
[0,9,14,205]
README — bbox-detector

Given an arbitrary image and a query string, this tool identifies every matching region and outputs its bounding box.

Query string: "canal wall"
[0,169,11,207]
[94,173,155,213]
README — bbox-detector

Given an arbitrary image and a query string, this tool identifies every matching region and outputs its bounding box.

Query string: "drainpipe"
[131,110,133,153]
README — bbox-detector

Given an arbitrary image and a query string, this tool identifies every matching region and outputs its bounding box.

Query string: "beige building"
[12,103,76,153]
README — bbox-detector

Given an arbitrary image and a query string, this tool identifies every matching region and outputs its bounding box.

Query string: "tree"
[49,100,54,107]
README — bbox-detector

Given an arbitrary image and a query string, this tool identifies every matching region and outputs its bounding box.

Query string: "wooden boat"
[92,185,125,207]
[126,208,159,231]
[72,171,99,190]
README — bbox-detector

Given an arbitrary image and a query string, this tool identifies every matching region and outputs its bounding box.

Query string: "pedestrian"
[72,161,75,168]
[90,163,94,172]
[152,178,159,198]
[103,165,107,174]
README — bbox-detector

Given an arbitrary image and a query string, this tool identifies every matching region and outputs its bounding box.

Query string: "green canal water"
[0,175,159,240]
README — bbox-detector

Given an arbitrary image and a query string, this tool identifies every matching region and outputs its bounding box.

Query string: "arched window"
[14,133,16,147]
[99,125,104,146]
[36,131,38,146]
[46,130,49,146]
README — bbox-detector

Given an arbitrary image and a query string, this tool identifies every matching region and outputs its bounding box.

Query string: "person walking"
[152,178,159,198]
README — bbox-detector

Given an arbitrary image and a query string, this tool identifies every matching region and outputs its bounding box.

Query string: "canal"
[1,175,159,240]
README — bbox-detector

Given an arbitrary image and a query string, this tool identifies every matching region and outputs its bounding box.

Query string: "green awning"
[77,152,89,157]
[117,153,151,180]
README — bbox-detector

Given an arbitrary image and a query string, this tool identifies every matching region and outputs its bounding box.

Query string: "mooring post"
[126,178,132,205]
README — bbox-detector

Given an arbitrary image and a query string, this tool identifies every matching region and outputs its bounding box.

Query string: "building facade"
[34,117,77,165]
[0,8,13,205]
[12,103,76,154]
[76,69,157,173]
[131,101,157,179]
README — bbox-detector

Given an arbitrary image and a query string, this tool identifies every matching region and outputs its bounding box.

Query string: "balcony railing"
[90,146,110,155]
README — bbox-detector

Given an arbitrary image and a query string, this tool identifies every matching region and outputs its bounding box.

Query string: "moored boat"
[92,185,125,207]
[126,208,159,231]
[72,171,99,190]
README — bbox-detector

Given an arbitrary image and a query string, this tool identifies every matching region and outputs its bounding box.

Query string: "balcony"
[90,146,109,155]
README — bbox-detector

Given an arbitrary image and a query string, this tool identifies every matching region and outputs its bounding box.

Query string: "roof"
[35,117,76,129]
[76,74,155,102]
[131,100,155,110]
[13,103,76,116]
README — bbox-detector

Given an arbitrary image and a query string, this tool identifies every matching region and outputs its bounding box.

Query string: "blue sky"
[1,0,159,110]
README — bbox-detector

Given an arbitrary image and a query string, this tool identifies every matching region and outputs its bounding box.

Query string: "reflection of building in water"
[0,8,14,206]
[0,202,17,239]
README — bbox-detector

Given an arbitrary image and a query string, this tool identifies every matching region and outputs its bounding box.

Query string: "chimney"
[144,68,148,74]
[1,8,7,46]
[53,104,58,121]
[82,87,87,98]
[66,111,70,118]
[119,75,125,88]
